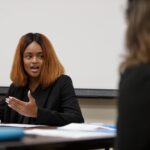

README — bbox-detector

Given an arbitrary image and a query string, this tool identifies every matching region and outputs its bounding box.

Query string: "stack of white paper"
[57,123,116,131]
[24,123,116,138]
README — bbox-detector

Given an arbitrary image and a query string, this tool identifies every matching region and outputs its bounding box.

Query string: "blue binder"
[0,127,24,141]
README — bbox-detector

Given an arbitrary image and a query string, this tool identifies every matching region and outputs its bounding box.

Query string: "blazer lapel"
[33,85,53,108]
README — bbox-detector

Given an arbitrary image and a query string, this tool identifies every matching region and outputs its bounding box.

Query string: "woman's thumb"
[28,90,34,101]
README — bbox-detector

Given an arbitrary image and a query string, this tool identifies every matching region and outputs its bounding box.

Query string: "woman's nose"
[32,56,38,63]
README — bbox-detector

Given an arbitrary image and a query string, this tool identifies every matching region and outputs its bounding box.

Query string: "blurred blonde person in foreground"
[117,0,150,149]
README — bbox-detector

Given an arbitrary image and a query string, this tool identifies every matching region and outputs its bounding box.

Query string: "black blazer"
[117,64,150,150]
[0,75,84,126]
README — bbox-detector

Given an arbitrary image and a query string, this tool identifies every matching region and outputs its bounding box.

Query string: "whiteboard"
[0,0,127,89]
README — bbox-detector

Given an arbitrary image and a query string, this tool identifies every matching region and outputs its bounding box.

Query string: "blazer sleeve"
[117,64,150,150]
[36,75,84,126]
[0,97,6,122]
[0,84,14,122]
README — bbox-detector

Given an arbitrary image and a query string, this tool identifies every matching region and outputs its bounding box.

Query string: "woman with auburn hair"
[117,0,150,149]
[0,33,84,126]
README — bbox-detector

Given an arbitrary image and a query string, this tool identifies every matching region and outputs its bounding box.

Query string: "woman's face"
[23,42,44,80]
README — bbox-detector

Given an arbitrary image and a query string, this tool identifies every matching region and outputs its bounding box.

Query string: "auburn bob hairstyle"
[10,33,65,88]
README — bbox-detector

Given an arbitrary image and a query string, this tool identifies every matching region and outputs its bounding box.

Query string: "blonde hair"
[120,0,150,72]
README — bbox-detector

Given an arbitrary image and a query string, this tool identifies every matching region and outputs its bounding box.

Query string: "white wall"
[0,0,126,89]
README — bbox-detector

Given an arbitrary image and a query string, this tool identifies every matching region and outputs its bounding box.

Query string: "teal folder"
[0,127,24,141]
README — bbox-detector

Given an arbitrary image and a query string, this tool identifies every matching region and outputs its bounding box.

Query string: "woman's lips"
[30,66,40,73]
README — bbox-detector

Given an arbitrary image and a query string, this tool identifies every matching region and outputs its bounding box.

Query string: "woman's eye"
[38,55,44,59]
[25,55,32,59]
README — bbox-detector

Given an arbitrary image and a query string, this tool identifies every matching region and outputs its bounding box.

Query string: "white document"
[58,123,116,131]
[25,123,116,138]
[25,128,115,138]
